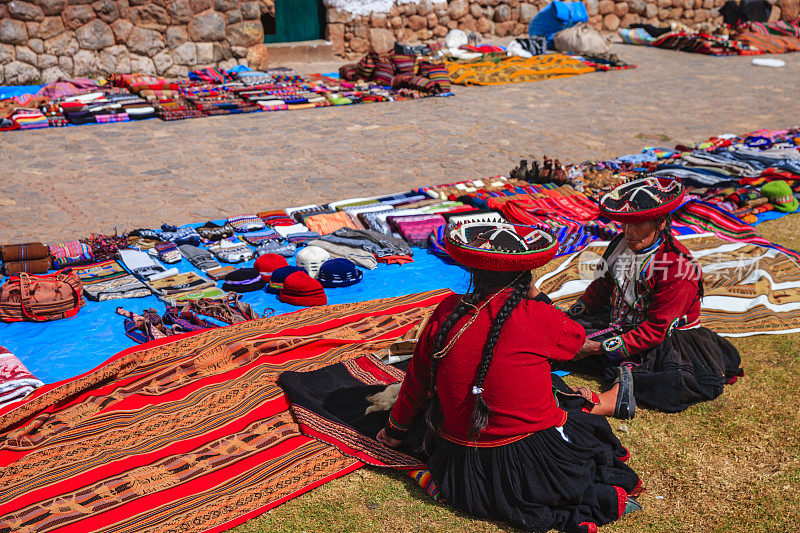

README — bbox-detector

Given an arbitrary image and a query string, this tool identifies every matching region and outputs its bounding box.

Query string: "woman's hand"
[575,338,603,359]
[376,428,402,448]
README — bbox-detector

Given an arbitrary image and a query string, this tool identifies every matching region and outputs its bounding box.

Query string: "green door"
[263,0,326,43]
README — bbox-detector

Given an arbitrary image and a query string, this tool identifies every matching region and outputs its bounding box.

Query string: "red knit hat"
[254,253,288,281]
[600,177,685,223]
[279,271,327,307]
[444,221,557,272]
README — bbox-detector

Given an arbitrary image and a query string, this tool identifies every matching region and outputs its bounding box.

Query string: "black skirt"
[564,313,743,413]
[427,376,641,533]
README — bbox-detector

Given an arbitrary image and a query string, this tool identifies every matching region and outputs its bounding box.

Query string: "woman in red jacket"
[565,177,742,415]
[377,222,642,533]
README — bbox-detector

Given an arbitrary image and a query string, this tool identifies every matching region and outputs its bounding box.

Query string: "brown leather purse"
[0,269,85,322]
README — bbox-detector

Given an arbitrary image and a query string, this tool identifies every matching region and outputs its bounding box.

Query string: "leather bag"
[0,268,85,322]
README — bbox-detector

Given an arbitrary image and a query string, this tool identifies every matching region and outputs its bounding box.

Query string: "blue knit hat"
[266,265,306,294]
[317,258,363,288]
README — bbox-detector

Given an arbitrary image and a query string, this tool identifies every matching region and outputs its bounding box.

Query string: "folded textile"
[257,210,296,227]
[0,346,44,408]
[227,214,266,232]
[286,231,321,244]
[154,242,182,264]
[149,271,216,296]
[387,214,446,246]
[304,211,360,235]
[240,228,281,245]
[118,248,170,280]
[208,237,254,263]
[179,244,220,271]
[321,228,413,258]
[72,259,152,301]
[255,240,297,257]
[275,223,310,238]
[49,241,94,268]
[205,265,236,280]
[159,225,202,245]
[306,239,378,270]
[0,242,51,263]
[2,258,52,275]
[196,221,235,241]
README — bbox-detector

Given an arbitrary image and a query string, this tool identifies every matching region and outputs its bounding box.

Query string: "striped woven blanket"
[0,290,448,533]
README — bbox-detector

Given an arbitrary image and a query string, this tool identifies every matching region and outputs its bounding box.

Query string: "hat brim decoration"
[775,197,799,213]
[444,222,558,272]
[600,177,685,223]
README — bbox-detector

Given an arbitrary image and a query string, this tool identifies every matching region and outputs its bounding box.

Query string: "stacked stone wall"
[0,0,271,84]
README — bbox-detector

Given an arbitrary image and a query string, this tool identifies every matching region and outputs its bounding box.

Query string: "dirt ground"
[1,44,798,244]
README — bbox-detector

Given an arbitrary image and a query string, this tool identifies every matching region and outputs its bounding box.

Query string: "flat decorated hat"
[444,221,558,271]
[600,177,685,223]
[761,180,799,213]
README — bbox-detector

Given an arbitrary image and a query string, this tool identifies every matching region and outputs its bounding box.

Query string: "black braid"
[468,272,532,442]
[421,268,528,452]
[661,215,704,299]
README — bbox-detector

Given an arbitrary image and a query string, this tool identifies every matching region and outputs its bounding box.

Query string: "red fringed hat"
[600,177,685,223]
[444,222,558,271]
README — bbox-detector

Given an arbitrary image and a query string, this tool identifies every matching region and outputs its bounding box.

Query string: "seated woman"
[376,222,642,533]
[565,177,742,417]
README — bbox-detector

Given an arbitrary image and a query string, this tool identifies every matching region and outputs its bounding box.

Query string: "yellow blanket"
[446,53,595,86]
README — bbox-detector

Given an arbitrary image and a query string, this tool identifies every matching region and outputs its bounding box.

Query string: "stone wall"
[326,0,790,56]
[0,0,271,84]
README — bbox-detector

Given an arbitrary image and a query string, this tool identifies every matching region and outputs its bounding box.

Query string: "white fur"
[364,382,401,415]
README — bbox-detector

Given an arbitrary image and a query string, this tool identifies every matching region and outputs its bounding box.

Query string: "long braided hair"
[422,268,533,451]
[659,214,704,299]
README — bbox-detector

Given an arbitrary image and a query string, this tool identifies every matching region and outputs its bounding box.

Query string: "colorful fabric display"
[154,242,181,264]
[208,237,254,263]
[227,214,266,232]
[49,240,94,268]
[205,265,236,280]
[257,210,296,227]
[72,259,152,301]
[149,272,216,296]
[320,228,413,258]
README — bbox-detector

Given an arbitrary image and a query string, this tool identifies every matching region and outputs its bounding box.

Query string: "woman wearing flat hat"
[565,177,742,417]
[376,222,643,533]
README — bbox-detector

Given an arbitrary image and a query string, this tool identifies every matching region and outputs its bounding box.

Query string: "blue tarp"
[0,245,471,384]
[528,1,589,48]
[0,85,44,100]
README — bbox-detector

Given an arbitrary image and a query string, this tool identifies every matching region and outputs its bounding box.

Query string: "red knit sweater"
[386,290,586,447]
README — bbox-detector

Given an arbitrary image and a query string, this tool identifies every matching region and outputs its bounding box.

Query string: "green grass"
[232,216,800,532]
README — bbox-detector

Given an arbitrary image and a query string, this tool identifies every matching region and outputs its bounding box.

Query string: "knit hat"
[254,253,288,281]
[221,267,266,293]
[445,221,558,272]
[266,265,305,294]
[279,271,327,307]
[295,245,331,278]
[600,177,685,223]
[317,258,363,288]
[761,180,799,213]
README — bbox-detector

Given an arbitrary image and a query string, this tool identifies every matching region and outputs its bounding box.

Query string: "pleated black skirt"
[565,313,743,413]
[427,379,641,533]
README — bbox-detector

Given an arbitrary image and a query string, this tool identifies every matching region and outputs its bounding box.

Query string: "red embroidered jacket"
[575,236,702,358]
[385,290,586,447]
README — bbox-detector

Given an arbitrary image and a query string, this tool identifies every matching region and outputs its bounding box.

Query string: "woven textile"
[0,290,449,533]
[72,259,152,301]
[445,54,595,86]
[535,233,800,336]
